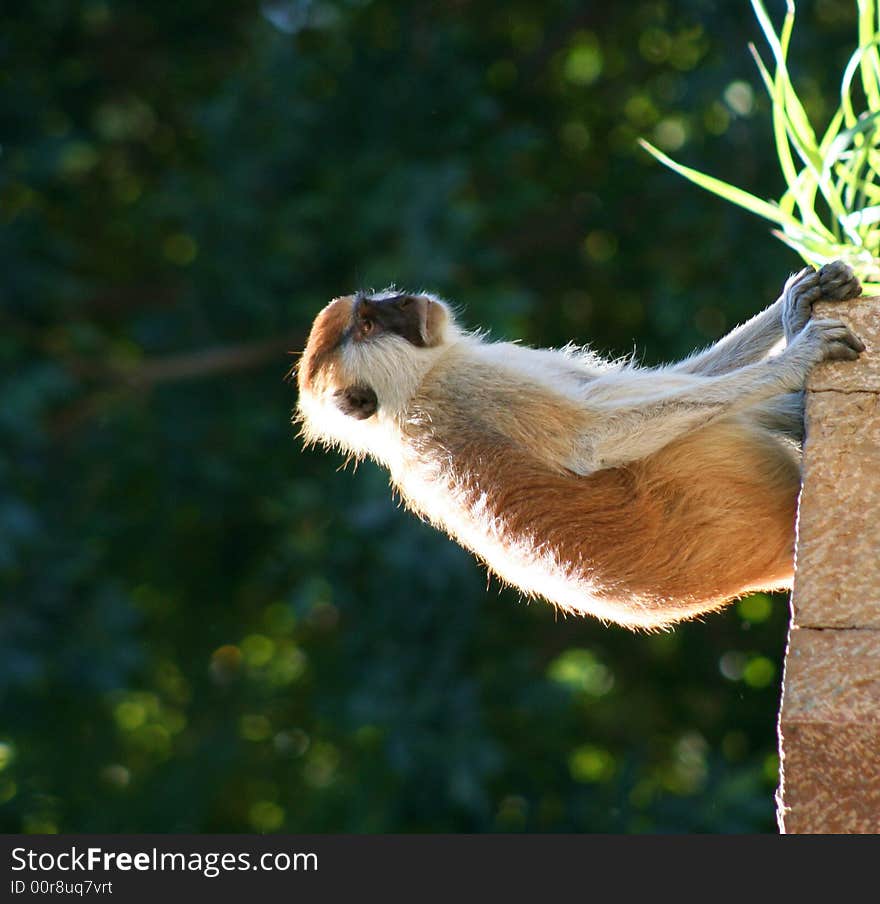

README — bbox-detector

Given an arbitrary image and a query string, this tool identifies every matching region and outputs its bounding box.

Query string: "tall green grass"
[641,0,880,292]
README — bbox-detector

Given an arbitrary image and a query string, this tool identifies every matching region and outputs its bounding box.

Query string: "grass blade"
[640,139,817,231]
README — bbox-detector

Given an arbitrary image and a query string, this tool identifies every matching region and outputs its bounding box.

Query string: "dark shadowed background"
[0,0,858,833]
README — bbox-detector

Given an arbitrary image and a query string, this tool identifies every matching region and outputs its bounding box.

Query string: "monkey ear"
[334,384,378,420]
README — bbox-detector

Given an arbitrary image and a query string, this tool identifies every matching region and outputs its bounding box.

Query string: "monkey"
[295,261,864,629]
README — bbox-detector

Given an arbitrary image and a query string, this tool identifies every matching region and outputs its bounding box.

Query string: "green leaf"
[640,139,817,232]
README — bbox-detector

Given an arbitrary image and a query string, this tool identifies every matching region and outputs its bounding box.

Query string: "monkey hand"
[789,315,866,368]
[782,260,862,343]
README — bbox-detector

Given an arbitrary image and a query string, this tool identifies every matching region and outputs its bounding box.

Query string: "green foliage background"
[0,0,859,833]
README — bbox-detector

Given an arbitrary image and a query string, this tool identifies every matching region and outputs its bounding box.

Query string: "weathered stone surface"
[793,391,880,628]
[778,295,880,834]
[808,296,880,392]
[778,719,880,833]
[778,629,880,833]
[781,629,880,723]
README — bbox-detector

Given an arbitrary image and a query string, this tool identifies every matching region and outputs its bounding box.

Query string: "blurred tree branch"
[110,333,302,387]
[52,331,303,436]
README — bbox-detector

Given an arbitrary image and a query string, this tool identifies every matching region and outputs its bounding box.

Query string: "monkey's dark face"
[299,290,451,421]
[350,293,429,348]
[336,293,435,419]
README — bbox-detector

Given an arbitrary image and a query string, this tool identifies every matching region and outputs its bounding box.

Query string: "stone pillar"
[777,295,880,833]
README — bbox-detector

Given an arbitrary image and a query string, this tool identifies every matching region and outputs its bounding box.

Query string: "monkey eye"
[360,318,375,336]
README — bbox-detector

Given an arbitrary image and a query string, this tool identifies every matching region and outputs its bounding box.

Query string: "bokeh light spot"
[547,648,614,697]
[743,656,776,688]
[240,714,272,742]
[162,233,198,266]
[568,745,615,783]
[0,742,15,771]
[210,645,242,685]
[583,229,618,262]
[114,701,147,732]
[242,633,275,667]
[724,80,754,116]
[249,800,285,832]
[737,594,773,623]
[653,116,688,151]
[563,33,603,85]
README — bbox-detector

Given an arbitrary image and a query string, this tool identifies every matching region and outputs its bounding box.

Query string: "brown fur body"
[395,356,799,629]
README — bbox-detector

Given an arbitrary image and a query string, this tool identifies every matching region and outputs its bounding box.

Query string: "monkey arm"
[672,298,784,376]
[672,262,862,377]
[567,317,861,472]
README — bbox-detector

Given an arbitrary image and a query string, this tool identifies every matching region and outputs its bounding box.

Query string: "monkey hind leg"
[624,419,801,623]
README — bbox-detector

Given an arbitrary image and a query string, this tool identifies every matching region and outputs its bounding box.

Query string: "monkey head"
[296,290,454,457]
